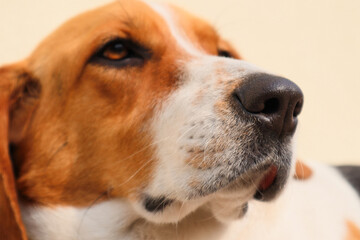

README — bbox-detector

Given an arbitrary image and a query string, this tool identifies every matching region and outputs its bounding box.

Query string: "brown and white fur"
[0,1,359,240]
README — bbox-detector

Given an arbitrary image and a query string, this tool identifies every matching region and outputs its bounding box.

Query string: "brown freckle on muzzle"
[214,100,231,116]
[193,89,205,105]
[188,179,201,188]
[185,147,216,170]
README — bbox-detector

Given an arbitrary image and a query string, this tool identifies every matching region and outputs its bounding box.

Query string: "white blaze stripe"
[145,1,204,55]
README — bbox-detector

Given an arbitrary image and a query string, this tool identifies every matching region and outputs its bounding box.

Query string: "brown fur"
[0,65,29,239]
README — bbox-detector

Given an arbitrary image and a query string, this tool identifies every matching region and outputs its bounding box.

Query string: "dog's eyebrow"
[114,0,138,29]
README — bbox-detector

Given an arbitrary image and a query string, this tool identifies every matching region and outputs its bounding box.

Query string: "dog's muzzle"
[230,73,303,200]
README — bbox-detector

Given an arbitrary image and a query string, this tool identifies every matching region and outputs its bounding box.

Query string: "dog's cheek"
[148,72,220,198]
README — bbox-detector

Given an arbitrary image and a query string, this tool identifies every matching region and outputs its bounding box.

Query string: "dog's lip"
[258,165,278,192]
[143,195,175,212]
[253,165,279,200]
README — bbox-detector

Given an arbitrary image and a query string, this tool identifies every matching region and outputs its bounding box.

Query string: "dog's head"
[0,0,303,233]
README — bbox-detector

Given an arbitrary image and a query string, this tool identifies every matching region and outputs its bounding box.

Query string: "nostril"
[262,98,280,115]
[293,100,303,117]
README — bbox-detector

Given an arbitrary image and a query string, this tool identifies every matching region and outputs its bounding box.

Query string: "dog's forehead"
[144,1,219,54]
[24,0,226,97]
[30,0,219,63]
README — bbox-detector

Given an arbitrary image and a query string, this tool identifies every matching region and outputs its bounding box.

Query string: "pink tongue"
[259,166,278,191]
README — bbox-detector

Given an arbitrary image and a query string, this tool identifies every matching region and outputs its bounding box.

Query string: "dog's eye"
[102,42,129,61]
[218,49,233,58]
[91,39,150,67]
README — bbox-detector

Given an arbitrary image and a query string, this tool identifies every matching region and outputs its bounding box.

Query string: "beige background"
[1,0,359,165]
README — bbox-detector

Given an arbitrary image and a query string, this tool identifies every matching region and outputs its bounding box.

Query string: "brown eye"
[218,49,233,58]
[102,42,129,61]
[91,39,151,68]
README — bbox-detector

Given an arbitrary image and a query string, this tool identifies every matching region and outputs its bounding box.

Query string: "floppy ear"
[0,64,41,240]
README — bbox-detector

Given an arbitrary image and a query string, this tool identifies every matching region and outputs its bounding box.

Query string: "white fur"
[145,1,203,55]
[21,199,138,240]
[21,199,224,240]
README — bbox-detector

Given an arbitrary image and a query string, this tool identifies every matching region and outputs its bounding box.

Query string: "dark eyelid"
[89,37,152,67]
[97,38,148,55]
[218,49,233,58]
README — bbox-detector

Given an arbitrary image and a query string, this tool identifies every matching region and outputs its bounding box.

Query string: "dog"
[0,1,359,239]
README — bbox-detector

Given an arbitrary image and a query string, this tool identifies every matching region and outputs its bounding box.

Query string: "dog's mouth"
[140,119,293,221]
[143,164,283,214]
[253,165,279,200]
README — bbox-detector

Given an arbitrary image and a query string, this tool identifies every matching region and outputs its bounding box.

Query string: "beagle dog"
[0,1,359,240]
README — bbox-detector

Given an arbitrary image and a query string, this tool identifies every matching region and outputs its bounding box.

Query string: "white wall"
[1,0,359,165]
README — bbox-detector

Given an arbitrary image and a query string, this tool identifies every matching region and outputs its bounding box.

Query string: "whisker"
[46,141,68,168]
[113,156,155,190]
[115,0,137,28]
[175,124,198,144]
[116,136,170,163]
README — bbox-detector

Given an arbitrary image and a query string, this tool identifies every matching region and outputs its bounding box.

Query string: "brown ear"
[0,64,40,240]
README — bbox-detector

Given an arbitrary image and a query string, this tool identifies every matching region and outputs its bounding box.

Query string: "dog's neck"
[20,199,226,240]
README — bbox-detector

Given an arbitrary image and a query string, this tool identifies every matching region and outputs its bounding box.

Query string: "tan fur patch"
[346,220,360,240]
[294,160,313,180]
[186,156,215,170]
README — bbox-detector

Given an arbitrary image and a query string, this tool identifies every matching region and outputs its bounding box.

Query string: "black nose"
[233,73,303,137]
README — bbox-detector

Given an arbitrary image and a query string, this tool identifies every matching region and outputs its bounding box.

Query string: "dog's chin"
[132,194,210,224]
[133,159,290,224]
